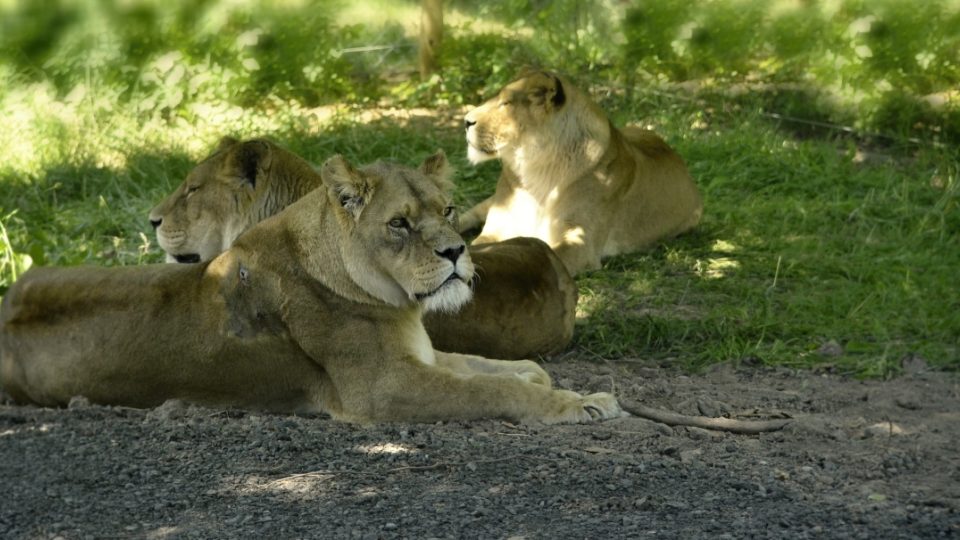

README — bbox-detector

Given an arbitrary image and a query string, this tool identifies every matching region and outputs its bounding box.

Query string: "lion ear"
[530,73,565,110]
[550,75,566,107]
[223,140,272,190]
[215,136,240,152]
[419,150,454,191]
[321,154,371,219]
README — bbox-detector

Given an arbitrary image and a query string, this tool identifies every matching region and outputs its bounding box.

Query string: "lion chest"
[402,319,436,367]
[480,186,557,245]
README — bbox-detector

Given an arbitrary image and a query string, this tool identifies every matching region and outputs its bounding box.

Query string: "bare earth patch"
[1,357,957,538]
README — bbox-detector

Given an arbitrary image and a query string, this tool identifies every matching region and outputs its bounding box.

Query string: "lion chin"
[466,143,497,165]
[416,278,473,314]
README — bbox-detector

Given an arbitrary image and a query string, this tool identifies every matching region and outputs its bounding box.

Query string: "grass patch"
[574,107,959,375]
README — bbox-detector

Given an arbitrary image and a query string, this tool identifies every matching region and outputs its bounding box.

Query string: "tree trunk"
[419,0,443,80]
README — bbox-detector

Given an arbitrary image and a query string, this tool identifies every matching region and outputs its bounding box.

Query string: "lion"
[0,153,621,424]
[461,70,703,275]
[148,137,576,359]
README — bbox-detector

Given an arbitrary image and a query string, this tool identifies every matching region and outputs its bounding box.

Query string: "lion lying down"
[461,70,703,275]
[0,153,620,424]
[148,138,576,359]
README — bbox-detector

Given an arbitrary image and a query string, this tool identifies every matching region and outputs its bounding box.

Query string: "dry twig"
[622,400,792,434]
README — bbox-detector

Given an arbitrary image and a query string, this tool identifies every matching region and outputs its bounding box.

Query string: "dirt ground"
[1,355,957,539]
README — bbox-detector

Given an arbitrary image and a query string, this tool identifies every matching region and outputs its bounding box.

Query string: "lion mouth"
[466,142,497,164]
[415,273,463,301]
[173,253,201,264]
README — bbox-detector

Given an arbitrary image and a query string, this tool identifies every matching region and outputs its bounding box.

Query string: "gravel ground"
[1,356,957,539]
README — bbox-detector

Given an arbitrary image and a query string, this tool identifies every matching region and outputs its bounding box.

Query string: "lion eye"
[388,217,409,230]
[186,186,200,195]
[443,206,456,219]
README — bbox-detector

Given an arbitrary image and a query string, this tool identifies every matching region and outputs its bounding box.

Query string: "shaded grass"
[573,103,959,375]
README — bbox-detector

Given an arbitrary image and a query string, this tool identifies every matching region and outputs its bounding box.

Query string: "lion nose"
[464,118,476,130]
[149,218,162,230]
[436,244,465,264]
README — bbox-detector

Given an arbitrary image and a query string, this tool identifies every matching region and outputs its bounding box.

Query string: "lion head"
[464,70,575,164]
[317,152,474,313]
[148,137,319,264]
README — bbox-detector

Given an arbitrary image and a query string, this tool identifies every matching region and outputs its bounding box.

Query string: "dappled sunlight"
[695,257,740,280]
[694,239,742,280]
[575,274,655,321]
[144,526,182,539]
[224,441,418,496]
[627,278,654,296]
[304,104,467,131]
[334,0,534,38]
[356,442,415,455]
[334,0,420,35]
[575,290,608,321]
[261,474,333,494]
[227,472,335,496]
[710,239,739,253]
[0,422,56,437]
[562,226,585,246]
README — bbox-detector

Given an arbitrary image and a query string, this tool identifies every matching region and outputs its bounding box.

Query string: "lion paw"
[538,391,622,425]
[580,392,623,421]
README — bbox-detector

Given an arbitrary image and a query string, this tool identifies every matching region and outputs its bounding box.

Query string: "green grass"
[0,0,957,377]
[571,96,960,374]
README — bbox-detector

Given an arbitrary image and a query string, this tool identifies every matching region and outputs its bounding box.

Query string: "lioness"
[0,154,621,423]
[461,71,703,275]
[148,137,575,359]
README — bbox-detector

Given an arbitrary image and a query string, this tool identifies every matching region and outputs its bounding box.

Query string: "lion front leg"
[434,351,551,387]
[330,357,621,425]
[552,241,602,276]
[458,196,493,235]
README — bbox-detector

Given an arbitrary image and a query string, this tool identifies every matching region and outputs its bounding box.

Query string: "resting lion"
[461,70,703,275]
[148,137,575,359]
[0,153,621,423]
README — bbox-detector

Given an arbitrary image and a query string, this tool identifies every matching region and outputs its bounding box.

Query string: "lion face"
[148,138,270,263]
[320,152,474,313]
[463,71,566,164]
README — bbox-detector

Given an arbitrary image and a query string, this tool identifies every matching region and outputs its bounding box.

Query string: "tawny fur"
[0,154,620,424]
[462,71,703,275]
[148,137,576,359]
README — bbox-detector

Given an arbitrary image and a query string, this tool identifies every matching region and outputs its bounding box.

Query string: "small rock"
[686,426,723,441]
[147,399,188,421]
[653,423,674,436]
[68,395,91,409]
[862,422,905,438]
[679,448,703,463]
[817,340,844,357]
[696,398,730,418]
[895,397,921,410]
[901,354,928,375]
